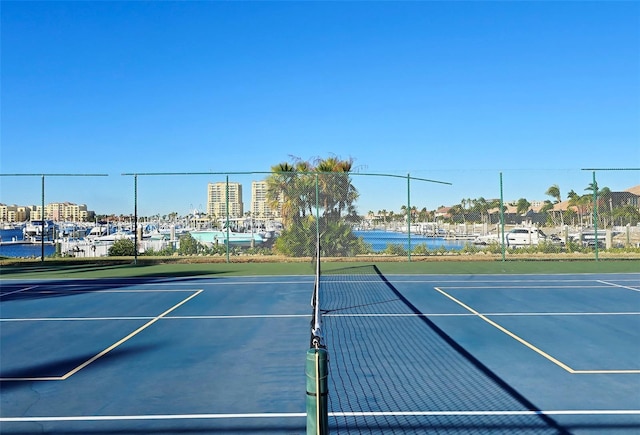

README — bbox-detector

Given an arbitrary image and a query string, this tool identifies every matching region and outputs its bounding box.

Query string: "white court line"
[598,280,640,292]
[2,409,639,422]
[0,314,311,322]
[9,280,314,288]
[434,286,640,374]
[6,288,203,294]
[0,285,38,298]
[325,312,640,317]
[3,312,638,323]
[424,285,624,289]
[0,290,204,382]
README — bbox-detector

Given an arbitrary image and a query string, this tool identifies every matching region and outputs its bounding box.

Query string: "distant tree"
[108,238,135,256]
[515,198,531,216]
[613,204,640,226]
[546,184,561,203]
[546,184,564,225]
[266,155,364,257]
[179,233,201,255]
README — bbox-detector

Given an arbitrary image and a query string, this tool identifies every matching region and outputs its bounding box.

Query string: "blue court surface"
[1,271,638,434]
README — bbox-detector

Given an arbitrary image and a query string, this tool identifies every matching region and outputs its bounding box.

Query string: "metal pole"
[592,171,599,261]
[226,175,230,263]
[315,173,320,251]
[407,173,411,262]
[134,174,138,265]
[500,172,505,261]
[41,175,45,262]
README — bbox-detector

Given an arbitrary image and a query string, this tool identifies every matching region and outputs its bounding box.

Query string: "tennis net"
[318,265,569,434]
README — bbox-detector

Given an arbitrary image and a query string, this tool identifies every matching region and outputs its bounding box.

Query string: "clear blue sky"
[1,1,639,217]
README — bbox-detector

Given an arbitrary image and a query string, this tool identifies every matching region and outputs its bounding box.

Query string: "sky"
[1,1,639,217]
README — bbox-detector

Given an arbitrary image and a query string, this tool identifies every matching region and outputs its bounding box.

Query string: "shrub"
[108,238,135,256]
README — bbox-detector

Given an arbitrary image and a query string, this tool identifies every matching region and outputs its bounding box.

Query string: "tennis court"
[1,270,638,434]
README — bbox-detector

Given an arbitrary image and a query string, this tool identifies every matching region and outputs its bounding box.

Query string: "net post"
[307,235,328,434]
[306,348,328,435]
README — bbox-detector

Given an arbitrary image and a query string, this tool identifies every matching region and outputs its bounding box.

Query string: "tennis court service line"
[0,289,203,382]
[0,285,38,298]
[433,287,640,375]
[2,409,639,423]
[598,280,640,292]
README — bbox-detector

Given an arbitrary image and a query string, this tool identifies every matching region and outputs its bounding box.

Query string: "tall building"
[207,182,243,219]
[251,181,281,219]
[45,202,89,221]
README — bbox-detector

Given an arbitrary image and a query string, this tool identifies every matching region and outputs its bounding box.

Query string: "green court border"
[0,259,638,279]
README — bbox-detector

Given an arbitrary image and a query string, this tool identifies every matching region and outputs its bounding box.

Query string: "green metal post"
[226,175,230,263]
[41,175,45,262]
[499,172,505,261]
[407,173,411,262]
[592,171,599,261]
[134,174,138,265]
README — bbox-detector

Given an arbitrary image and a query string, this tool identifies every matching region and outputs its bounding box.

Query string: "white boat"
[190,230,264,248]
[86,223,116,239]
[93,230,135,243]
[473,233,502,245]
[23,220,55,241]
[505,227,550,247]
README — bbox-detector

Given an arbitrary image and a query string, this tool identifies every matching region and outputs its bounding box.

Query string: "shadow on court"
[321,264,571,434]
[0,273,227,302]
[0,342,163,390]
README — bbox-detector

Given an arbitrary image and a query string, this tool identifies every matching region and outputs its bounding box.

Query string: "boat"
[92,230,135,243]
[23,220,55,241]
[189,230,264,248]
[473,233,502,245]
[505,227,554,247]
[86,223,116,239]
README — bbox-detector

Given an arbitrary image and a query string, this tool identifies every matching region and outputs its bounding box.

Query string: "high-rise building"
[251,181,281,219]
[45,202,89,221]
[207,182,243,219]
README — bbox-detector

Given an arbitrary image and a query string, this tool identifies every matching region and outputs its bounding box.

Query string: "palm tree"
[266,162,298,227]
[545,184,564,225]
[596,186,612,227]
[474,197,489,224]
[515,198,531,216]
[448,204,465,223]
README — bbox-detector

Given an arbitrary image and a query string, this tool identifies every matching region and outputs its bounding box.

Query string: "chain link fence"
[1,168,638,262]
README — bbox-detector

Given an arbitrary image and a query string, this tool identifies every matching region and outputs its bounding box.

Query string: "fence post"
[407,173,411,262]
[499,172,505,261]
[40,175,45,261]
[592,171,599,261]
[134,174,138,265]
[226,175,230,263]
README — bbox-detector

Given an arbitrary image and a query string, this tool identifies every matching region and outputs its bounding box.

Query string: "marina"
[0,225,472,258]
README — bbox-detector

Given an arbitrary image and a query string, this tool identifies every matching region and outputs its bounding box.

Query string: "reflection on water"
[355,230,468,252]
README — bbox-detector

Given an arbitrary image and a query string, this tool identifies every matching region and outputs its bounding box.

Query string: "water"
[0,228,56,258]
[355,230,468,252]
[0,228,468,258]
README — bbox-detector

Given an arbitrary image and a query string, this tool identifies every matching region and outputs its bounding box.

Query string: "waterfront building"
[251,181,281,220]
[0,202,92,222]
[45,202,89,221]
[207,182,243,219]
